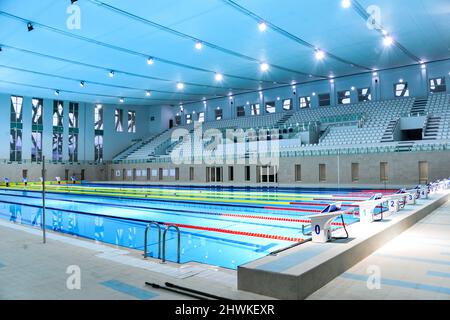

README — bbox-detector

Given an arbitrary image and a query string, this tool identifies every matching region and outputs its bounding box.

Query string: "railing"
[162,224,181,264]
[144,222,162,259]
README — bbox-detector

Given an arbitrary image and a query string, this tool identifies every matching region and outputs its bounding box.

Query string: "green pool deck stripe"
[341,272,450,296]
[100,280,158,300]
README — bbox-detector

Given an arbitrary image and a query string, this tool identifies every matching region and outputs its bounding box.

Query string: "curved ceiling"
[0,0,448,106]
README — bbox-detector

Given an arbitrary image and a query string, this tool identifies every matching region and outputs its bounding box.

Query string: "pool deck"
[0,219,268,300]
[238,190,450,299]
[308,198,450,300]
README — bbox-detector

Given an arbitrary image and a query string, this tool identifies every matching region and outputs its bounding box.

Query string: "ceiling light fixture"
[54,90,60,96]
[341,0,351,8]
[79,81,85,87]
[215,73,223,81]
[258,22,267,32]
[147,57,154,65]
[260,62,269,72]
[119,97,124,103]
[177,82,184,90]
[195,41,203,50]
[145,90,151,97]
[109,70,115,78]
[315,49,325,60]
[383,35,394,46]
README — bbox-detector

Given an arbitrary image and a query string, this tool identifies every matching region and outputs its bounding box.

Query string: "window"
[295,165,301,182]
[31,98,43,162]
[115,109,123,132]
[265,102,276,113]
[380,162,388,182]
[52,100,64,162]
[282,99,292,110]
[186,113,192,124]
[351,163,359,182]
[95,105,104,163]
[198,112,205,123]
[68,103,79,162]
[245,166,251,181]
[95,104,104,131]
[430,77,446,93]
[319,164,326,182]
[358,87,372,102]
[318,93,331,107]
[228,166,234,181]
[338,90,351,105]
[394,82,409,97]
[237,106,245,117]
[175,115,181,126]
[10,95,23,161]
[94,135,103,162]
[419,161,429,184]
[215,108,223,121]
[128,111,136,133]
[189,167,194,181]
[300,96,311,109]
[175,168,180,181]
[251,103,260,116]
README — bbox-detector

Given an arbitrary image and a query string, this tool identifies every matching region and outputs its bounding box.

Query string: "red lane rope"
[166,222,305,242]
[264,206,322,213]
[220,212,347,226]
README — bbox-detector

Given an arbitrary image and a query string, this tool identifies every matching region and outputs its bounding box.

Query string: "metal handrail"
[144,222,162,259]
[162,224,181,264]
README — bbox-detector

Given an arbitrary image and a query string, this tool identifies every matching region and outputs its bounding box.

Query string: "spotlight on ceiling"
[383,35,394,46]
[315,49,325,60]
[195,41,203,50]
[71,0,78,4]
[119,97,124,103]
[54,90,60,96]
[177,82,184,90]
[145,90,151,97]
[215,73,223,81]
[341,0,351,8]
[260,62,269,72]
[147,57,154,65]
[109,70,115,78]
[258,22,267,32]
[0,47,2,52]
[27,22,34,32]
[79,81,85,87]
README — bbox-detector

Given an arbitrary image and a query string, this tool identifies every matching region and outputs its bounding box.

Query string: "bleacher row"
[115,93,450,161]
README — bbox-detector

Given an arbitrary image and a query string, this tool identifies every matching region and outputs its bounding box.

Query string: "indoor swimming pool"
[0,184,390,269]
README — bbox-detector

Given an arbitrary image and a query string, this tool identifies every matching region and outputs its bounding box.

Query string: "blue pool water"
[0,186,369,269]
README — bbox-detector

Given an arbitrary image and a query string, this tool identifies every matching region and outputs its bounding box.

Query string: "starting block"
[310,212,344,243]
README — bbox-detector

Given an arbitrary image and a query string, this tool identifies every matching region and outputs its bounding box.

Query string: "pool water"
[0,185,390,269]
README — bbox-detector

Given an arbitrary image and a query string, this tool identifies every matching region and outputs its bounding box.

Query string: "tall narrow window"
[52,100,64,162]
[358,87,372,102]
[318,93,331,107]
[198,112,205,123]
[394,82,409,97]
[31,98,43,162]
[295,164,302,182]
[95,104,104,162]
[189,167,194,181]
[175,115,181,126]
[236,106,245,117]
[299,96,311,108]
[265,102,276,113]
[338,90,351,105]
[419,161,429,184]
[251,103,260,116]
[10,95,23,161]
[115,109,123,132]
[185,113,192,124]
[351,163,359,182]
[282,99,292,110]
[430,77,446,93]
[319,164,326,182]
[128,110,136,133]
[380,162,388,182]
[245,166,251,181]
[215,108,223,120]
[228,166,234,181]
[68,102,79,162]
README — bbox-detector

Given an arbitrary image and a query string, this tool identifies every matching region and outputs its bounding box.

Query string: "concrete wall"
[105,151,450,188]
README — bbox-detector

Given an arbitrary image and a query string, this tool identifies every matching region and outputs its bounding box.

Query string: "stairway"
[381,118,399,143]
[114,129,169,160]
[396,141,415,152]
[423,115,441,140]
[275,112,294,127]
[410,97,428,116]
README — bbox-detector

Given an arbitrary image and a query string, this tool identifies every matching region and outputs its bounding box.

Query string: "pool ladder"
[144,222,181,263]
